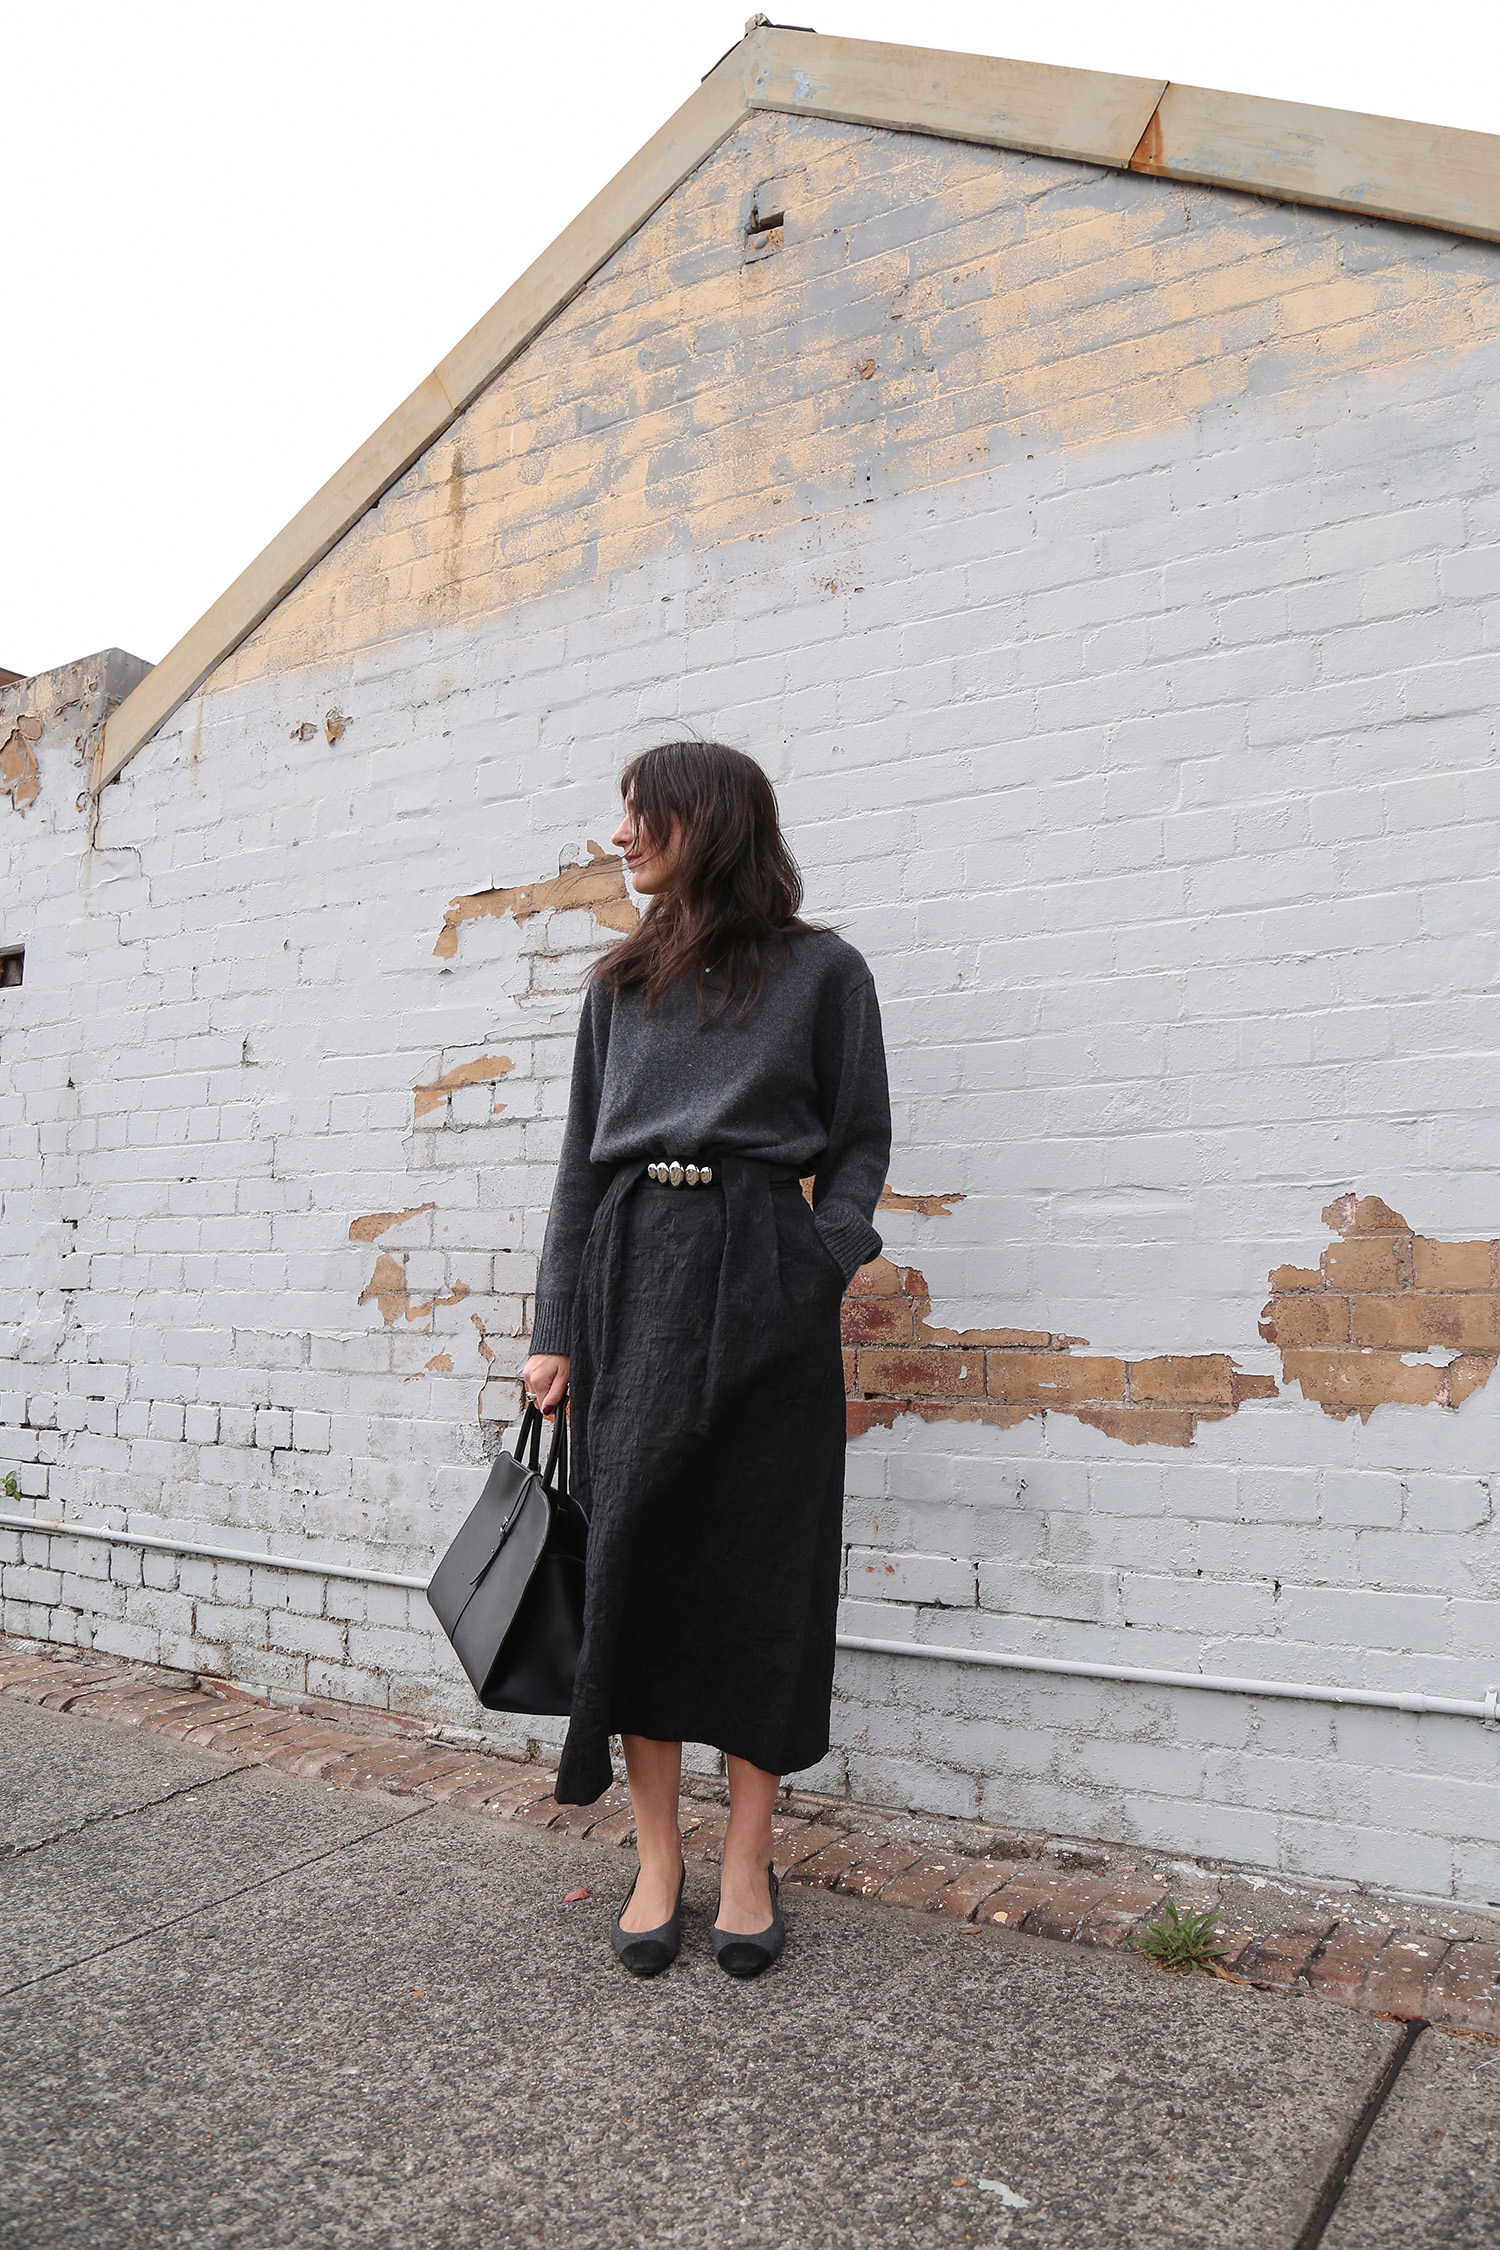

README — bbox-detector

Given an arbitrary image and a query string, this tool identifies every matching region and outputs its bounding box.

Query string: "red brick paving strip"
[680,1806,732,1862]
[835,1842,926,1899]
[1362,1933,1452,2021]
[547,1791,631,1841]
[929,1858,1019,1920]
[586,1804,641,1847]
[1077,1885,1167,1950]
[787,1832,885,1889]
[3,1640,1497,2036]
[772,1822,844,1876]
[1237,1915,1340,1989]
[1425,1944,1500,2034]
[975,1871,1077,1930]
[1022,1877,1115,1942]
[877,1854,974,1911]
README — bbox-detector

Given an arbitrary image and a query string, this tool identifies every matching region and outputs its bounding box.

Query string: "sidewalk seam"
[0,1800,431,2000]
[4,1762,254,1861]
[1291,2017,1426,2250]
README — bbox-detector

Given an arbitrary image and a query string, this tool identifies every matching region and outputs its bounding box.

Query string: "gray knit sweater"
[530,930,891,1358]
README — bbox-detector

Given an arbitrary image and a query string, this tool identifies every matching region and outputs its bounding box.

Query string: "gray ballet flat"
[611,1861,685,1977]
[712,1863,785,1979]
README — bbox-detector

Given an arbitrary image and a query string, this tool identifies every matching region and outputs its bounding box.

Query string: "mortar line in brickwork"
[7,1515,1499,1729]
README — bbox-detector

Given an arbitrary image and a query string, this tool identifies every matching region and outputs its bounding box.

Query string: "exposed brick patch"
[1261,1193,1500,1422]
[1,715,42,815]
[357,1252,471,1331]
[875,1188,963,1216]
[347,1203,436,1245]
[844,1190,1498,1445]
[413,1054,515,1122]
[517,1792,569,1829]
[475,1771,561,1815]
[432,842,635,961]
[842,1258,1276,1448]
[5,1639,1497,2037]
[552,1786,634,1841]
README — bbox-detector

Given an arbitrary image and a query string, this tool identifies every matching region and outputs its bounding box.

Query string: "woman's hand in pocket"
[521,1354,570,1412]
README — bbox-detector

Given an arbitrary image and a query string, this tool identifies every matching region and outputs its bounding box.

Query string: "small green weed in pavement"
[1,1471,17,1501]
[1131,1898,1226,1974]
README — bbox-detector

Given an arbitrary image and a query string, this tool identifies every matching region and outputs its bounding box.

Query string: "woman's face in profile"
[612,795,683,896]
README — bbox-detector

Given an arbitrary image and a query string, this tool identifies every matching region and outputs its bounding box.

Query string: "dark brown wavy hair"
[593,740,815,1021]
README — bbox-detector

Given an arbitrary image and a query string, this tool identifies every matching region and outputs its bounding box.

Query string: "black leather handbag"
[426,1400,586,1715]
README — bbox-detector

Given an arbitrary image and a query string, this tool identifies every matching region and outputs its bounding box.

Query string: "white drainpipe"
[3,1513,1497,1728]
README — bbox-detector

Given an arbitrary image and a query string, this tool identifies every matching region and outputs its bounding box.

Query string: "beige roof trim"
[95,23,1500,789]
[744,31,1166,167]
[1131,81,1500,241]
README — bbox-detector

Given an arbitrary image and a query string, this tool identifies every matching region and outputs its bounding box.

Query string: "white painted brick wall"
[3,116,1498,1892]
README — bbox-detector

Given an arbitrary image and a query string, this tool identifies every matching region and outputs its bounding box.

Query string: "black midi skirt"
[553,1157,849,1805]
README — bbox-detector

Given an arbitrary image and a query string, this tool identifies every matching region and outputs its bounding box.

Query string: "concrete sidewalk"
[3,1693,1497,2247]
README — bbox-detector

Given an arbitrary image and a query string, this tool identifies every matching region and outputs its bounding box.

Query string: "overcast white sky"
[6,1,1498,679]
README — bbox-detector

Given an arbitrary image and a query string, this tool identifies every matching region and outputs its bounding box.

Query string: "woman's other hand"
[521,1354,570,1412]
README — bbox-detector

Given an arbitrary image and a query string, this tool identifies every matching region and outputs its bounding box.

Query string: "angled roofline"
[94,22,1500,789]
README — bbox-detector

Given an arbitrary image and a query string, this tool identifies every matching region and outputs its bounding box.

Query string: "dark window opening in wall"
[1,947,24,987]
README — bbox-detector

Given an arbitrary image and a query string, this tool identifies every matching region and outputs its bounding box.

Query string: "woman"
[520,740,890,1979]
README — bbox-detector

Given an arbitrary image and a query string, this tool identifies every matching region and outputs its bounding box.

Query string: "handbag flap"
[427,1451,549,1639]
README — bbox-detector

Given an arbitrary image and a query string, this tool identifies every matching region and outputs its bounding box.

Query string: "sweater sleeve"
[530,986,615,1358]
[811,967,893,1284]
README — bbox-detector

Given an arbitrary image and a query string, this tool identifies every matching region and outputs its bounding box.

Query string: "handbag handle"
[543,1395,568,1505]
[514,1401,543,1473]
[513,1395,569,1505]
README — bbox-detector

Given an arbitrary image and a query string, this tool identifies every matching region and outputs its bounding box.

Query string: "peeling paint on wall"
[357,1252,471,1330]
[877,1186,964,1215]
[413,1054,515,1120]
[847,1191,1500,1444]
[347,1202,469,1331]
[1261,1193,1499,1422]
[347,1203,436,1244]
[1,717,42,815]
[842,1258,1276,1446]
[432,842,635,960]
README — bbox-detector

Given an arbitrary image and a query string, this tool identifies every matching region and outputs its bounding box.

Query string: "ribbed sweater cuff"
[814,1207,883,1287]
[528,1295,575,1359]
